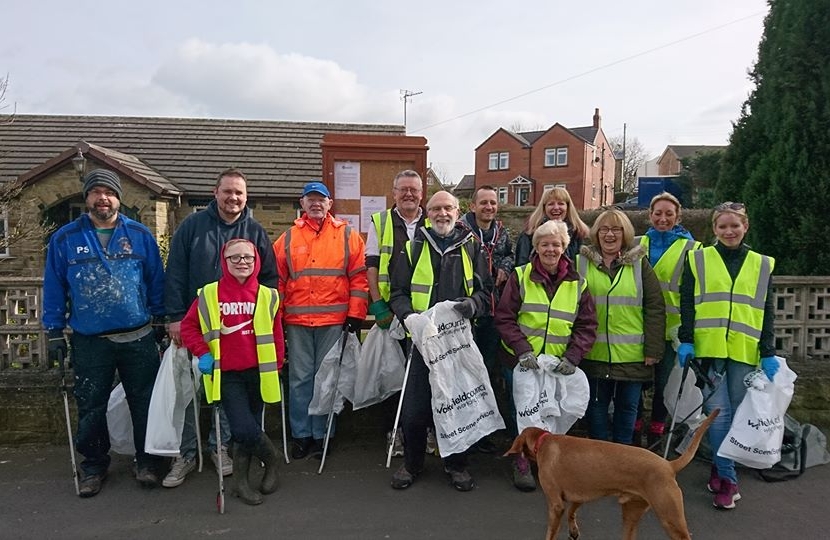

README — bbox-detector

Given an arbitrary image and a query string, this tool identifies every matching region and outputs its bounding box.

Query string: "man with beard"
[43,168,166,497]
[388,191,493,492]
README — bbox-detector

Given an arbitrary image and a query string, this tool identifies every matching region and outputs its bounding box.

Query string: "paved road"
[1,435,828,539]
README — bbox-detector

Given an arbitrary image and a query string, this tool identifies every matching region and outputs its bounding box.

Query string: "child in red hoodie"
[181,238,284,506]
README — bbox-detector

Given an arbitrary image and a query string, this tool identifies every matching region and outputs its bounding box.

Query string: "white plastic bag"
[351,323,406,410]
[512,354,589,434]
[717,356,797,469]
[106,383,135,455]
[145,343,196,457]
[663,358,704,428]
[414,301,505,457]
[308,331,360,415]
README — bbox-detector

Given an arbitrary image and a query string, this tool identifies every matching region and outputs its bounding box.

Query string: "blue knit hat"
[82,169,123,199]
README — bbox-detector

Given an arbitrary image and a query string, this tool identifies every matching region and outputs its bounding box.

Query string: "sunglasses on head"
[715,201,745,211]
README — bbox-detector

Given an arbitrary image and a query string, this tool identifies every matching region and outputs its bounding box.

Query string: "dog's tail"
[669,408,720,474]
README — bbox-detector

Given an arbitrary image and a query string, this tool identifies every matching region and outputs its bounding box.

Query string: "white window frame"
[489,151,509,170]
[488,153,499,170]
[545,147,568,167]
[499,152,509,170]
[0,211,9,257]
[543,184,567,192]
[497,187,508,204]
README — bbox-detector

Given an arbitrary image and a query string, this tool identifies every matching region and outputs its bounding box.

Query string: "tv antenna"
[400,89,422,130]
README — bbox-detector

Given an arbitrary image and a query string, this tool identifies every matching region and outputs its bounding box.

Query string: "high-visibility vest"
[577,254,644,363]
[689,247,774,365]
[639,235,700,338]
[500,263,585,357]
[197,282,281,404]
[406,233,474,312]
[372,210,428,302]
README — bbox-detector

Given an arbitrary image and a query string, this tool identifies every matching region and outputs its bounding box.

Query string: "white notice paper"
[334,162,361,199]
[338,214,359,229]
[361,196,388,233]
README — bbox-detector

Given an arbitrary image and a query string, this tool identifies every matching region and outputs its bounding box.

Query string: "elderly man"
[388,190,494,492]
[43,168,166,497]
[273,181,368,459]
[163,167,278,488]
[364,170,430,456]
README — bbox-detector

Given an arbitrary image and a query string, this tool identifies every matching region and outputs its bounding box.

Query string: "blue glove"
[198,352,215,375]
[677,343,694,368]
[761,356,779,381]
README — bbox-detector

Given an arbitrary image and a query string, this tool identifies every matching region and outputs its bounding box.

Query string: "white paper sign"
[361,196,388,233]
[334,162,361,199]
[338,214,359,229]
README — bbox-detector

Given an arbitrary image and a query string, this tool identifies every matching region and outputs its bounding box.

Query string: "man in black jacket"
[163,168,278,488]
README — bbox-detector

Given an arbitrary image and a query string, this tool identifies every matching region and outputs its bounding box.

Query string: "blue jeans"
[587,378,643,444]
[702,359,754,484]
[180,386,231,460]
[285,324,342,440]
[221,368,264,450]
[71,332,162,476]
[650,340,676,424]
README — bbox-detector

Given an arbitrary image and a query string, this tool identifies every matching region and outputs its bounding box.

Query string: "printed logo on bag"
[747,415,783,433]
[436,319,466,336]
[427,343,471,365]
[517,389,548,419]
[439,410,496,441]
[726,436,781,458]
[434,384,486,414]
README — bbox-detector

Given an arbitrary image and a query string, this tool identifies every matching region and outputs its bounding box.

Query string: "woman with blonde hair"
[515,187,589,265]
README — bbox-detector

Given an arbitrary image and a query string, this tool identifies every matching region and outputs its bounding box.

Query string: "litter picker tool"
[57,347,80,496]
[214,404,225,514]
[386,340,415,468]
[280,379,290,464]
[317,326,350,475]
[664,358,693,459]
[188,354,204,472]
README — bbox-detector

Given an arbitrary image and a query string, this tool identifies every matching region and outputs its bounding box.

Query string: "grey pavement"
[1,435,829,540]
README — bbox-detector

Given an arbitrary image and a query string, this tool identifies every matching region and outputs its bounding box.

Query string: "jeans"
[587,377,643,444]
[702,359,754,484]
[71,332,162,476]
[650,340,676,424]
[285,324,342,440]
[180,388,231,460]
[502,365,518,438]
[221,368,264,450]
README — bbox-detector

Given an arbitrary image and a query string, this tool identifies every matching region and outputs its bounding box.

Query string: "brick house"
[473,108,616,210]
[0,115,404,277]
[656,145,727,175]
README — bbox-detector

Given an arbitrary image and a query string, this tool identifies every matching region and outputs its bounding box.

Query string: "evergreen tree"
[717,0,830,275]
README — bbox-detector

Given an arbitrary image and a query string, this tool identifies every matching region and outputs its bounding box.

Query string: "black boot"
[232,443,263,505]
[253,434,279,495]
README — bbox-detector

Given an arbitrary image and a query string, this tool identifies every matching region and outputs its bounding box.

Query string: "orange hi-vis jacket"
[273,212,369,326]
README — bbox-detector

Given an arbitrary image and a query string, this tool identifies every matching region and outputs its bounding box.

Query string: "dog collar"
[534,431,552,456]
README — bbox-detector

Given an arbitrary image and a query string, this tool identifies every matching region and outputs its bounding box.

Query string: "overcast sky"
[2,0,768,183]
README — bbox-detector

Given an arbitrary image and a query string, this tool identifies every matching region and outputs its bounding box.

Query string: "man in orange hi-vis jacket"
[273,181,368,460]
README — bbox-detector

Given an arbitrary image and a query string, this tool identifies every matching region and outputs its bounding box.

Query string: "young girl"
[515,187,589,265]
[181,239,285,506]
[678,202,777,510]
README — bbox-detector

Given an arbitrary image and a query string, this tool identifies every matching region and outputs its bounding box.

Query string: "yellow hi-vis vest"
[406,235,474,312]
[197,282,282,404]
[372,210,429,302]
[577,254,644,363]
[500,263,585,357]
[639,235,701,338]
[689,247,774,365]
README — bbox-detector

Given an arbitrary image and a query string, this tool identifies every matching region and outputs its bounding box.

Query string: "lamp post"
[71,148,86,180]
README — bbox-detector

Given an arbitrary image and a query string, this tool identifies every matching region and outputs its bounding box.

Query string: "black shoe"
[291,437,314,459]
[391,465,420,489]
[444,467,475,492]
[311,439,330,460]
[135,467,159,488]
[79,473,106,498]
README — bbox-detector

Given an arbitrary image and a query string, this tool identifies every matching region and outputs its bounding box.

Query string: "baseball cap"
[302,181,330,198]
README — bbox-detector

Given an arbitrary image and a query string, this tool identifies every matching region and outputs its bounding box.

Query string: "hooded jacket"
[180,241,285,372]
[164,200,278,323]
[460,212,514,311]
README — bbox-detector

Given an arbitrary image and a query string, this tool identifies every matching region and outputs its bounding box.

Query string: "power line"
[413,10,766,132]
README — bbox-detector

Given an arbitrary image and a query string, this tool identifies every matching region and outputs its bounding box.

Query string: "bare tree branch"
[610,135,647,193]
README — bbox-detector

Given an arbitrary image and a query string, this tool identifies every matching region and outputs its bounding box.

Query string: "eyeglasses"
[715,201,746,212]
[598,226,624,235]
[394,187,422,195]
[225,254,255,264]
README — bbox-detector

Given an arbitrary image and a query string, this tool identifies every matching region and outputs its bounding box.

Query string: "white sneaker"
[425,427,438,455]
[162,457,196,488]
[211,446,233,476]
[387,430,404,457]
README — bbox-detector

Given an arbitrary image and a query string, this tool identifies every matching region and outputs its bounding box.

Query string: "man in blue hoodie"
[163,168,278,488]
[43,168,166,497]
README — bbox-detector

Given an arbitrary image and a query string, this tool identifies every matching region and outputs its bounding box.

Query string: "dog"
[505,409,719,540]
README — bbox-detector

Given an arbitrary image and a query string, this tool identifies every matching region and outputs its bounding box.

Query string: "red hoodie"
[181,241,285,371]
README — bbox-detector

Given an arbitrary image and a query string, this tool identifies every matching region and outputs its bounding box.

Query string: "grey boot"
[232,443,263,505]
[253,434,279,495]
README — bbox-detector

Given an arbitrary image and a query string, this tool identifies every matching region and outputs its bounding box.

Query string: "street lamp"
[71,148,86,180]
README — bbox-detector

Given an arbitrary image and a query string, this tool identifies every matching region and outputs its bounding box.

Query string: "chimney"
[593,108,601,129]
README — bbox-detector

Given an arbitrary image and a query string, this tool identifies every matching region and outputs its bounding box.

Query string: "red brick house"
[656,145,727,175]
[473,108,615,210]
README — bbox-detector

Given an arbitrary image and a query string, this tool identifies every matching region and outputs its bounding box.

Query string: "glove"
[452,297,477,319]
[198,352,215,375]
[404,313,437,343]
[368,300,394,329]
[761,356,779,381]
[345,316,363,333]
[47,329,68,366]
[553,358,577,375]
[677,343,694,368]
[518,351,539,370]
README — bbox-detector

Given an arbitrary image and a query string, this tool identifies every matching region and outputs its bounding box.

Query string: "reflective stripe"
[597,333,644,345]
[350,289,369,299]
[285,303,349,314]
[695,318,762,340]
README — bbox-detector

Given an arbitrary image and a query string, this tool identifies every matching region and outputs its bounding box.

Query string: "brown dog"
[505,409,719,540]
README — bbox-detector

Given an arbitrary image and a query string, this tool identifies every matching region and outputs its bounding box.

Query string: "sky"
[1,0,768,184]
